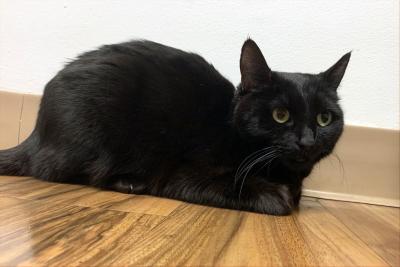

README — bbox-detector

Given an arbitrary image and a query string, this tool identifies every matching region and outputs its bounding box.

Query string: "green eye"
[317,112,332,127]
[272,108,290,124]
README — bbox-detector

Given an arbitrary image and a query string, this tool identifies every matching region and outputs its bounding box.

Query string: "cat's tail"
[0,131,38,176]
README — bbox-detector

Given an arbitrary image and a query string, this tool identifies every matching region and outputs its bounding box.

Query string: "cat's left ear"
[240,39,271,93]
[323,52,351,90]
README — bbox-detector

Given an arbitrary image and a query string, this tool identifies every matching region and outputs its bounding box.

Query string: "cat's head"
[233,39,350,174]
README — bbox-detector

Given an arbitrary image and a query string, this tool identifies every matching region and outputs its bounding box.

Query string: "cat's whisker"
[253,153,281,177]
[237,151,278,179]
[237,152,279,201]
[234,147,277,186]
[235,149,278,186]
[235,147,276,174]
[332,152,345,178]
[331,152,347,189]
[238,156,276,202]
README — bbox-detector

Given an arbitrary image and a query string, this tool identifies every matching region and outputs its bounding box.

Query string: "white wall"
[0,0,398,129]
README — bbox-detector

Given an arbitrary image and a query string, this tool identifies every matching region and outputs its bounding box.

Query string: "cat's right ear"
[240,39,271,93]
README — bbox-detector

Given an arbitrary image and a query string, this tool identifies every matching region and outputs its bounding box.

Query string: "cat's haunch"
[0,39,350,215]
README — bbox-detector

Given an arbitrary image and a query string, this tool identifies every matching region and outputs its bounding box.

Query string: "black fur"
[0,39,350,215]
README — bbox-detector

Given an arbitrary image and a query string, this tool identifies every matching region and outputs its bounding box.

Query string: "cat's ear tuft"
[240,38,271,93]
[323,52,351,90]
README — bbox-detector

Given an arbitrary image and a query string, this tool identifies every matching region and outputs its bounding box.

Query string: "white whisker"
[237,151,281,201]
[234,147,277,186]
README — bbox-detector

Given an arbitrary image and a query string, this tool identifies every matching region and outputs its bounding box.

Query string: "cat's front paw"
[256,184,294,216]
[109,179,147,194]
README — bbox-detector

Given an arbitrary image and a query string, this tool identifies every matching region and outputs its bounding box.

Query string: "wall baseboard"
[303,125,399,207]
[1,90,399,207]
[302,189,400,207]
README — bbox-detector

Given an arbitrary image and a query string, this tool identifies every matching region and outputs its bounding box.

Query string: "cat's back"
[39,40,235,147]
[63,40,231,89]
[68,40,206,70]
[49,40,234,106]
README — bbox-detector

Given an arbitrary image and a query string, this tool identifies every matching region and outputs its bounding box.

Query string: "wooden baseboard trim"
[304,125,399,207]
[302,189,400,207]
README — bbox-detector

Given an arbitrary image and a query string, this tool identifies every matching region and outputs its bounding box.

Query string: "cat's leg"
[159,175,294,216]
[31,145,90,184]
[291,185,303,207]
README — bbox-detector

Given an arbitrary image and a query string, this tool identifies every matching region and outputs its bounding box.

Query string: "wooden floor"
[0,176,398,266]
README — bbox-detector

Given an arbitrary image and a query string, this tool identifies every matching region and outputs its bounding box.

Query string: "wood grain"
[0,196,163,266]
[0,176,181,216]
[296,198,389,266]
[0,176,398,266]
[319,199,400,266]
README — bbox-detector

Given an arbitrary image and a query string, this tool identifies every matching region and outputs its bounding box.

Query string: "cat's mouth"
[290,148,319,164]
[283,159,314,174]
[284,153,315,169]
[292,157,308,163]
[289,158,312,168]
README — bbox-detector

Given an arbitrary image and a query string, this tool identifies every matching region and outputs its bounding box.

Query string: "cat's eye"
[317,112,332,127]
[272,108,290,124]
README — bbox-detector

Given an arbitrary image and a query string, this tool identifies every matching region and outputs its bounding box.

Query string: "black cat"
[0,39,350,215]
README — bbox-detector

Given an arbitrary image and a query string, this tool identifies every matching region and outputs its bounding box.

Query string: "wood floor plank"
[0,176,32,185]
[0,176,181,216]
[0,176,397,266]
[0,177,65,195]
[361,203,400,231]
[295,198,389,266]
[215,212,316,266]
[319,199,400,267]
[0,196,88,265]
[100,194,182,216]
[79,203,318,266]
[0,195,30,210]
[78,203,243,266]
[0,196,164,266]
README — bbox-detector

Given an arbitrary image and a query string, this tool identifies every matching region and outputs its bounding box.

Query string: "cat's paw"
[109,180,133,193]
[109,179,147,194]
[256,184,294,216]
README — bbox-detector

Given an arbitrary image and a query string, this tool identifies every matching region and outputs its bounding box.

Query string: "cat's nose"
[297,127,315,149]
[298,136,315,148]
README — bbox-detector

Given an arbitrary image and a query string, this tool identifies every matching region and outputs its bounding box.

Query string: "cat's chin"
[282,159,315,176]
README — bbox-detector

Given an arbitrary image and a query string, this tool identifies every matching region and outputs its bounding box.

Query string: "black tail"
[0,132,38,176]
